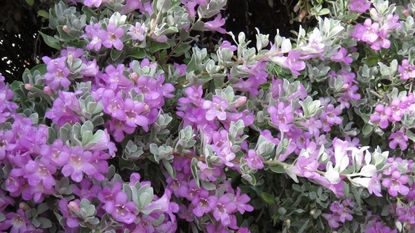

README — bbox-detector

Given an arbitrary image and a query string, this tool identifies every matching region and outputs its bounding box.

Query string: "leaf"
[25,0,34,6]
[136,186,154,210]
[128,48,147,59]
[39,32,61,50]
[30,64,47,74]
[110,49,123,61]
[260,192,276,205]
[37,10,49,19]
[149,42,171,53]
[37,217,52,228]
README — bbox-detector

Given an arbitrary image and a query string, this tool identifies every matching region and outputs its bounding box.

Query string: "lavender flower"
[103,23,124,50]
[61,147,98,182]
[399,59,415,80]
[128,22,147,41]
[348,0,371,13]
[204,14,226,34]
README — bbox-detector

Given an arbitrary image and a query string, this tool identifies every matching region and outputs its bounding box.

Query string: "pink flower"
[128,22,147,41]
[204,14,226,34]
[245,150,264,170]
[104,191,137,224]
[268,102,294,133]
[398,59,415,80]
[382,170,410,197]
[83,0,103,7]
[348,0,371,13]
[212,194,237,226]
[388,130,408,151]
[103,23,124,50]
[61,147,98,182]
[84,23,106,51]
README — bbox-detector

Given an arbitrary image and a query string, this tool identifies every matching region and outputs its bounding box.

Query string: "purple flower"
[204,14,226,34]
[382,170,409,197]
[365,220,397,233]
[122,0,153,15]
[210,130,236,166]
[191,190,217,217]
[106,119,136,142]
[40,140,69,167]
[323,200,354,229]
[128,22,147,41]
[174,63,187,76]
[45,91,81,126]
[388,130,408,151]
[245,150,264,170]
[42,56,71,90]
[399,59,415,80]
[212,194,237,226]
[348,0,371,13]
[81,59,99,77]
[331,47,353,64]
[61,147,97,182]
[367,174,382,197]
[102,64,133,90]
[58,199,80,228]
[23,160,56,190]
[234,188,254,214]
[234,62,268,96]
[104,191,137,224]
[268,102,294,133]
[84,23,106,51]
[197,161,222,182]
[203,96,229,121]
[0,209,38,233]
[123,98,150,130]
[83,0,102,8]
[0,75,17,124]
[370,104,390,129]
[166,173,189,198]
[103,23,124,50]
[285,50,306,75]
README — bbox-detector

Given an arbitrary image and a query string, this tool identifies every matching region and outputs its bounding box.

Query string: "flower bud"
[129,72,138,82]
[19,202,30,210]
[63,25,71,33]
[24,83,33,90]
[68,201,80,213]
[403,9,410,17]
[233,96,247,108]
[43,86,52,95]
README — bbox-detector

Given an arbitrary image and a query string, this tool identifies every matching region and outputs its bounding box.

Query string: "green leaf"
[128,48,147,59]
[37,10,49,19]
[37,217,52,228]
[30,64,47,74]
[25,0,34,6]
[39,32,61,50]
[110,49,123,61]
[149,42,171,53]
[260,192,276,205]
[136,186,154,211]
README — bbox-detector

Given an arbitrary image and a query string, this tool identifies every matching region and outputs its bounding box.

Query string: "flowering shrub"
[1,0,415,232]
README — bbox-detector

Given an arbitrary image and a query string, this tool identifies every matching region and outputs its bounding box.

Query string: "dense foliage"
[1,0,415,232]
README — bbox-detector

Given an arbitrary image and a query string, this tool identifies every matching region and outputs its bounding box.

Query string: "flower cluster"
[166,158,253,232]
[93,59,174,141]
[323,199,354,229]
[352,12,400,50]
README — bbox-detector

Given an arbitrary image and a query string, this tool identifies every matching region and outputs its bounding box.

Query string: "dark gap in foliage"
[0,0,308,83]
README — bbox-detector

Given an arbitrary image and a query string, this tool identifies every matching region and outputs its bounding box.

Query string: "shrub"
[1,0,415,232]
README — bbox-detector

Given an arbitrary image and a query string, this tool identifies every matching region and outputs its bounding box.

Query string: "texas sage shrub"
[1,0,415,232]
